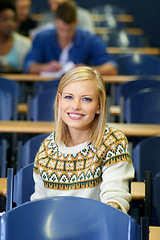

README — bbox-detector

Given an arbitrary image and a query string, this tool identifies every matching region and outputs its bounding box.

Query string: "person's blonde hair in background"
[55,66,107,149]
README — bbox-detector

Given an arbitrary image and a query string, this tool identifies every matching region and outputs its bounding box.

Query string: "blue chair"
[152,172,160,225]
[124,88,160,123]
[17,133,49,170]
[0,168,13,212]
[116,53,160,75]
[0,89,14,121]
[27,89,57,121]
[142,171,160,226]
[13,163,34,207]
[115,79,160,122]
[94,14,127,29]
[116,79,160,105]
[0,139,7,178]
[34,79,60,94]
[0,196,145,240]
[91,4,127,15]
[0,77,20,120]
[132,136,160,182]
[103,30,147,47]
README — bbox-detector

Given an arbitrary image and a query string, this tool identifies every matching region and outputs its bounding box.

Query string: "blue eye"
[64,95,72,99]
[83,97,92,102]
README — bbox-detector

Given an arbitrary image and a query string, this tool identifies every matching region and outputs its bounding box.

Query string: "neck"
[58,39,71,49]
[66,129,90,147]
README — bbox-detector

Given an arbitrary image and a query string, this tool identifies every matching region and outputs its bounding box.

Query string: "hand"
[42,61,63,72]
[0,211,5,216]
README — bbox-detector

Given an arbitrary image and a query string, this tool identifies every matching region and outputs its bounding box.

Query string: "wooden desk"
[92,14,134,23]
[95,27,144,35]
[1,74,160,84]
[149,226,160,240]
[0,178,7,196]
[131,182,145,200]
[108,47,160,55]
[0,121,160,137]
[0,73,54,82]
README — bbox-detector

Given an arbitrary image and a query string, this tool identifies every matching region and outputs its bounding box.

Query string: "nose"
[72,99,81,110]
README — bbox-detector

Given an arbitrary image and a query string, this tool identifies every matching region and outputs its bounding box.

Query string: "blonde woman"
[31,66,134,213]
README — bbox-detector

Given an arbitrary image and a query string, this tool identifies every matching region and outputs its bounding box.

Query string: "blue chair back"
[0,139,7,178]
[133,136,160,182]
[152,172,160,225]
[28,89,57,121]
[0,77,20,120]
[116,79,160,105]
[94,15,127,28]
[13,163,34,206]
[0,90,12,120]
[34,79,60,94]
[0,77,19,96]
[116,53,160,75]
[1,196,141,240]
[17,133,49,169]
[125,88,160,123]
[91,4,126,15]
[106,30,146,47]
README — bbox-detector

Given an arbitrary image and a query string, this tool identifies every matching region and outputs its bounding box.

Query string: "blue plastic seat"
[0,77,20,120]
[105,30,147,47]
[34,79,60,94]
[17,133,49,170]
[13,163,34,207]
[152,172,160,225]
[94,14,127,29]
[115,79,160,122]
[27,89,57,121]
[116,53,160,75]
[0,139,7,178]
[132,136,160,182]
[124,88,160,123]
[116,79,160,105]
[0,196,143,240]
[91,4,127,15]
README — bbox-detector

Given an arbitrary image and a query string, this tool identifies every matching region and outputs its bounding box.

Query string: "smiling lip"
[67,113,84,120]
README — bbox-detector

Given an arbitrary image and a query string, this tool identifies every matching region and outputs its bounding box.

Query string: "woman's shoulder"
[103,124,127,141]
[12,32,31,44]
[43,132,56,145]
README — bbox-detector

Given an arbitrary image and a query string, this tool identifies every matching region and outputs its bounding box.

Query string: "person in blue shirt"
[24,1,118,76]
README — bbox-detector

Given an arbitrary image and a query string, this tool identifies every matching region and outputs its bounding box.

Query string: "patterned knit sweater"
[31,125,135,213]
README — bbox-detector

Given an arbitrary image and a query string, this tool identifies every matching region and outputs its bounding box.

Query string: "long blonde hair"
[55,66,107,148]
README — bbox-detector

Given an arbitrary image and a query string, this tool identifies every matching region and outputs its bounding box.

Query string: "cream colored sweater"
[31,125,135,213]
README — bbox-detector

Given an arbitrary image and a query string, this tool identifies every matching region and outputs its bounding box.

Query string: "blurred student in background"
[24,1,118,76]
[15,0,36,37]
[30,0,94,38]
[0,0,31,73]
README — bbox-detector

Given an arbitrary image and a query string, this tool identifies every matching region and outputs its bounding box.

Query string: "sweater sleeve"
[100,161,135,213]
[30,171,47,201]
[100,127,135,213]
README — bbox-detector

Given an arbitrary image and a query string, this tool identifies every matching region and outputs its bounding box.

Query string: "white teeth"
[69,113,82,118]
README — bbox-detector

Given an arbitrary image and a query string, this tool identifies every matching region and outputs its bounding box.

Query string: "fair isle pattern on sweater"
[34,125,132,191]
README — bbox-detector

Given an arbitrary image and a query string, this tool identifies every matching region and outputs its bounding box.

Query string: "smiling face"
[58,80,100,134]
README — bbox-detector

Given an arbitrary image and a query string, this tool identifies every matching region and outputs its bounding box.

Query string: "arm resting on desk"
[91,63,118,75]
